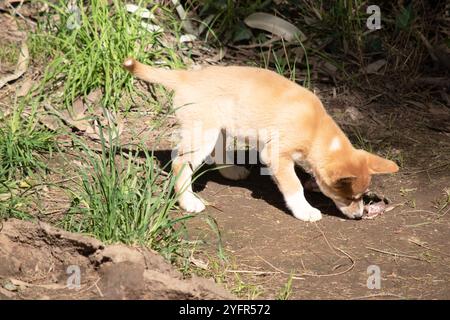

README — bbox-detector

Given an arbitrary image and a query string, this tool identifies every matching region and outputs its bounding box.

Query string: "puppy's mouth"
[304,177,389,220]
[341,192,390,220]
[344,212,363,220]
[334,199,364,220]
[340,207,364,220]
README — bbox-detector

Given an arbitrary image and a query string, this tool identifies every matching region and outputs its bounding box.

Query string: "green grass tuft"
[0,101,55,181]
[63,128,191,262]
[276,272,294,300]
[32,0,185,111]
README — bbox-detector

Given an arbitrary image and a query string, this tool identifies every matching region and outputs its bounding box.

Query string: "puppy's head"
[316,149,398,219]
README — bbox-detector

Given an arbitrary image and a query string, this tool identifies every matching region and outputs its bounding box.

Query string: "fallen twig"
[408,239,450,258]
[350,292,407,300]
[366,246,426,261]
[10,278,67,290]
[226,270,283,276]
[413,77,450,88]
[250,241,355,278]
[230,36,282,49]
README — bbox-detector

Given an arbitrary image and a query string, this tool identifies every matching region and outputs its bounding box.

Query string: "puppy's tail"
[123,58,184,90]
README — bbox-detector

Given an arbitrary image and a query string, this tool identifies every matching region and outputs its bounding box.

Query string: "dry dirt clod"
[0,219,233,300]
[2,279,18,292]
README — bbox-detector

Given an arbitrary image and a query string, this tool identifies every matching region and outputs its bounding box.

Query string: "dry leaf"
[364,59,386,74]
[189,256,209,270]
[171,0,198,35]
[141,21,163,33]
[17,78,34,97]
[42,89,122,143]
[322,61,338,76]
[125,3,154,19]
[179,34,197,43]
[0,39,29,89]
[205,47,227,63]
[244,12,307,42]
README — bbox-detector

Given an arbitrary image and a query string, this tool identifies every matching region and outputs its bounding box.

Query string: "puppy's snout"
[352,210,363,219]
[336,199,364,220]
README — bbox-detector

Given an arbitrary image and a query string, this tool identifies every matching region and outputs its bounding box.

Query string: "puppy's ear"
[362,150,399,175]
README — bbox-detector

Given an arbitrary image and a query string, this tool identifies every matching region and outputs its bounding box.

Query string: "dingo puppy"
[123,58,398,221]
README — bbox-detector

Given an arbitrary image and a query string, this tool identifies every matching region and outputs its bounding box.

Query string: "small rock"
[345,106,364,122]
[2,280,18,292]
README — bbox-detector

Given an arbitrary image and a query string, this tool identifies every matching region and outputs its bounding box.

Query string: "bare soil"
[1,2,449,300]
[180,90,450,300]
[2,89,448,300]
[120,86,450,300]
[0,218,233,299]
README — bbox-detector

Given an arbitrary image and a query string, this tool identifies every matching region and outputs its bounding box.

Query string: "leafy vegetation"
[31,0,185,111]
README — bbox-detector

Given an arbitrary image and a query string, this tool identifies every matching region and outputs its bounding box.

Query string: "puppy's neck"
[305,114,354,181]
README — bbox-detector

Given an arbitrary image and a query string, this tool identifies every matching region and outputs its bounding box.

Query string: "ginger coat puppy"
[123,58,398,221]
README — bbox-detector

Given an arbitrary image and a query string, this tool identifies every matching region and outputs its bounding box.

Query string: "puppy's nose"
[352,210,364,219]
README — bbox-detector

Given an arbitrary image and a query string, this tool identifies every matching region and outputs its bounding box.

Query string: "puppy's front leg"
[269,155,322,222]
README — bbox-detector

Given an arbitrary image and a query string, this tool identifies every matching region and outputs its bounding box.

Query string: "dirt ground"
[147,88,450,300]
[192,94,450,299]
[1,2,449,300]
[0,218,233,299]
[2,85,449,300]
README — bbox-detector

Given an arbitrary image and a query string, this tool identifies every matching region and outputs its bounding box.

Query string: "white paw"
[285,192,322,222]
[292,206,322,222]
[179,194,206,213]
[219,165,250,181]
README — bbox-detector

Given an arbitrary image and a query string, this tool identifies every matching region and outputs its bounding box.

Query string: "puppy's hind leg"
[173,127,220,213]
[213,131,250,181]
[219,165,251,181]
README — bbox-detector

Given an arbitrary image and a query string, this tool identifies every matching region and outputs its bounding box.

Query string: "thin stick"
[405,162,450,175]
[366,246,426,261]
[250,243,355,278]
[350,292,407,300]
[250,248,304,280]
[404,209,438,215]
[74,277,102,297]
[231,36,282,49]
[226,270,285,276]
[408,239,450,258]
[314,223,341,258]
